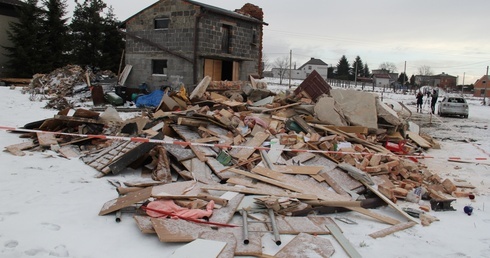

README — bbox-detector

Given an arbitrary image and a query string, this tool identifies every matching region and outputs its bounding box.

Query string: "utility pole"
[461,72,465,96]
[403,61,406,93]
[288,50,292,89]
[484,66,489,106]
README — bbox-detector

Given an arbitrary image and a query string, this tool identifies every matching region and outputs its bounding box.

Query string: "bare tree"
[378,62,398,73]
[418,65,433,75]
[262,54,272,72]
[273,56,289,85]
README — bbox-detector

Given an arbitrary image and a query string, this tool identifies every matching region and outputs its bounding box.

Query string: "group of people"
[416,88,438,114]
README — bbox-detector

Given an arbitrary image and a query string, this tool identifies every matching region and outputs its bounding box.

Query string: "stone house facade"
[121,0,266,91]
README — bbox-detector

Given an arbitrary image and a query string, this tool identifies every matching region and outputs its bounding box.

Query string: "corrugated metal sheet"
[293,70,331,101]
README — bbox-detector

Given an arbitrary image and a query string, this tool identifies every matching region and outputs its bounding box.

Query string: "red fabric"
[146,199,214,219]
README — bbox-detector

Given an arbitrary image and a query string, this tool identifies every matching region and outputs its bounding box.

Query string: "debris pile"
[26,65,117,109]
[5,71,476,257]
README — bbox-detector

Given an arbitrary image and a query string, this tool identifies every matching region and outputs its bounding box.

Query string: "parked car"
[437,96,469,118]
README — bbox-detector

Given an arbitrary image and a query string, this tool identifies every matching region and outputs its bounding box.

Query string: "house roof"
[121,0,268,27]
[373,74,391,79]
[0,0,23,6]
[298,58,328,70]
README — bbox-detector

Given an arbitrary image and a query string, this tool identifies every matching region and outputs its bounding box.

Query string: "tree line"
[3,0,124,78]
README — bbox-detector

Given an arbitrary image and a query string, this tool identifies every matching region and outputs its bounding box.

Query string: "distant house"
[0,0,23,77]
[270,57,329,80]
[120,0,267,91]
[474,75,490,98]
[414,72,457,91]
[372,73,390,88]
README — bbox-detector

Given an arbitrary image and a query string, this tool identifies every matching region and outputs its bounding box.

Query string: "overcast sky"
[68,0,490,84]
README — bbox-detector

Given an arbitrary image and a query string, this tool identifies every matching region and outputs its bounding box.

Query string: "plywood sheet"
[99,187,152,216]
[134,215,156,234]
[230,132,269,161]
[274,233,335,258]
[199,232,236,258]
[151,218,213,242]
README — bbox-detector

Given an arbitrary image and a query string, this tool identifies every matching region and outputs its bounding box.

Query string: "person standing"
[430,89,438,114]
[416,91,423,113]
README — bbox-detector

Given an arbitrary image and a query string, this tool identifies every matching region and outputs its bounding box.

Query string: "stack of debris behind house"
[5,70,474,257]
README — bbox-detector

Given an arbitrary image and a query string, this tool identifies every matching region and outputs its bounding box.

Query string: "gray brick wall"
[124,0,262,89]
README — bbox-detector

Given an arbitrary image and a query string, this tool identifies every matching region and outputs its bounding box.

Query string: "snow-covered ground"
[1,84,490,258]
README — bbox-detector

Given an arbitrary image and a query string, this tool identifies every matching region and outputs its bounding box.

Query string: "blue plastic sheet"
[135,90,164,107]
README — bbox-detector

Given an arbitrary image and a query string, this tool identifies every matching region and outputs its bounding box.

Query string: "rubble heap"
[5,72,474,257]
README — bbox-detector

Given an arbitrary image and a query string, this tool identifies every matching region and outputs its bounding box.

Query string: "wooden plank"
[274,216,331,235]
[99,187,152,216]
[36,132,58,147]
[346,207,401,225]
[208,193,244,224]
[274,165,323,175]
[201,184,317,200]
[251,166,349,201]
[230,132,269,161]
[369,221,418,239]
[274,232,335,258]
[189,76,211,100]
[4,141,35,156]
[406,131,432,148]
[229,168,303,193]
[118,64,132,86]
[189,158,218,184]
[151,218,213,242]
[324,220,362,258]
[134,215,156,234]
[151,181,201,197]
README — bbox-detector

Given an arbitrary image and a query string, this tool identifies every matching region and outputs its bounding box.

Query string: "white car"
[437,96,469,118]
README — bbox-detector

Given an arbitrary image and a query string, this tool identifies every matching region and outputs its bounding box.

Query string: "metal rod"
[268,209,281,246]
[241,210,249,245]
[115,210,122,223]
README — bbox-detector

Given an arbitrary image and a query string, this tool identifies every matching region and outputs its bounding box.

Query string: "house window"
[308,66,312,70]
[154,17,170,30]
[252,29,258,44]
[222,25,232,54]
[152,60,167,75]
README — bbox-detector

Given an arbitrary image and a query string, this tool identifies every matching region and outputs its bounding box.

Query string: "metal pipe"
[268,209,281,245]
[241,210,249,245]
[115,210,122,223]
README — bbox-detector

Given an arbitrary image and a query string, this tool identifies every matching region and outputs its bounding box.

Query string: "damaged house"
[121,0,267,92]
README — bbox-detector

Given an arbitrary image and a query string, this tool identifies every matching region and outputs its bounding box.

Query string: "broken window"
[252,29,258,45]
[152,60,167,75]
[221,25,232,54]
[154,17,170,30]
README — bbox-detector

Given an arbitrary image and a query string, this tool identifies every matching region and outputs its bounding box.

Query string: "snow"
[1,85,490,258]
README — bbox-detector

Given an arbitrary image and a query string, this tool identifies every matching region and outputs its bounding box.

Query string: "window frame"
[152,59,168,75]
[154,17,170,30]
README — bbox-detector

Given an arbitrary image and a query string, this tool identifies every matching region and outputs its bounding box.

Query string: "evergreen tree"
[70,0,124,72]
[352,56,364,79]
[398,72,408,84]
[3,0,44,77]
[363,64,370,77]
[41,0,70,71]
[336,55,350,80]
[99,6,124,72]
[410,74,416,86]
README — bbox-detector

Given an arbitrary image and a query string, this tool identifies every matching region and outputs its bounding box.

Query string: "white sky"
[67,0,490,83]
